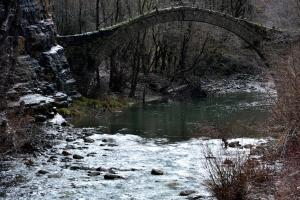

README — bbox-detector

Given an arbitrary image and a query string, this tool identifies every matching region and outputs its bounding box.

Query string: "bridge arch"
[58,7,272,55]
[57,6,279,95]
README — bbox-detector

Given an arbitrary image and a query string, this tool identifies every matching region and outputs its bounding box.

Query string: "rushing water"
[0,91,275,200]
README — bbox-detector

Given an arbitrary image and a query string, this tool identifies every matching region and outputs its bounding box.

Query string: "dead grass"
[268,41,300,199]
[203,149,274,200]
[271,44,300,156]
[2,108,43,154]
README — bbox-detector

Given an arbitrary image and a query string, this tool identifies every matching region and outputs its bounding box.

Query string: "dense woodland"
[50,0,258,97]
[47,0,300,98]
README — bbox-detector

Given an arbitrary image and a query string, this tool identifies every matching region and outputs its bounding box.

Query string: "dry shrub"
[4,108,42,153]
[203,149,274,200]
[272,43,300,156]
[203,149,249,200]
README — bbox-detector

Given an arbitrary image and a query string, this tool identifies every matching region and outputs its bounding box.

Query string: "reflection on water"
[72,92,274,140]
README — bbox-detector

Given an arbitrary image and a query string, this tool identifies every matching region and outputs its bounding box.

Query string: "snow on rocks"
[44,45,63,55]
[19,94,55,107]
[49,113,66,125]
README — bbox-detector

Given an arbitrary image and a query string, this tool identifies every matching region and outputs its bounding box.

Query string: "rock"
[62,151,71,156]
[187,195,205,200]
[107,143,118,147]
[108,168,116,174]
[54,92,68,101]
[61,157,72,162]
[228,141,241,148]
[179,190,196,196]
[47,156,58,162]
[0,118,7,128]
[0,192,6,198]
[54,100,69,108]
[166,181,179,189]
[84,132,95,137]
[76,146,89,150]
[34,115,47,122]
[82,129,95,136]
[87,152,97,157]
[205,156,216,159]
[47,112,56,118]
[37,170,49,175]
[69,166,82,170]
[223,159,233,165]
[0,0,79,114]
[61,122,68,127]
[151,169,164,175]
[83,137,95,143]
[48,173,63,178]
[104,174,124,180]
[64,145,76,149]
[73,154,84,159]
[66,137,76,142]
[190,87,207,98]
[24,159,35,166]
[102,138,115,143]
[69,166,93,171]
[243,144,254,149]
[96,167,108,172]
[19,94,55,107]
[87,171,101,177]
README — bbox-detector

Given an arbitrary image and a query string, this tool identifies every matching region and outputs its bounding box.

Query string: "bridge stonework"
[56,6,294,95]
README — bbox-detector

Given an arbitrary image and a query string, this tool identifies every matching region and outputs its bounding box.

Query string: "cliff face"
[0,0,79,146]
[0,0,78,112]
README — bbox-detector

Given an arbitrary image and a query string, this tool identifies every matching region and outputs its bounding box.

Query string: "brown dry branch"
[203,148,275,200]
[272,43,300,157]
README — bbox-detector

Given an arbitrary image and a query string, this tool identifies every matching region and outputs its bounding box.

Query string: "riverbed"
[0,89,275,200]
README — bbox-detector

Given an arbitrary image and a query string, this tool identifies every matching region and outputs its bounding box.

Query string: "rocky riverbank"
[0,123,273,200]
[0,0,81,152]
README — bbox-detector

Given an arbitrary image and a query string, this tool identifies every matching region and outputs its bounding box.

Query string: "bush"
[2,109,43,153]
[203,149,274,200]
[271,44,300,156]
[203,149,249,200]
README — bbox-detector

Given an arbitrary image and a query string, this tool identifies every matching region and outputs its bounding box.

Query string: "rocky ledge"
[0,0,80,149]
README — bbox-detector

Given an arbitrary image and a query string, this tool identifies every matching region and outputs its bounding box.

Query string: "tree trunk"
[78,0,82,33]
[96,0,100,29]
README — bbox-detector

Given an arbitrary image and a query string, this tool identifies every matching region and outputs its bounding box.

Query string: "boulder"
[62,151,72,156]
[87,172,101,177]
[83,137,95,143]
[179,190,196,196]
[73,154,84,159]
[228,141,242,148]
[104,174,124,180]
[151,169,164,175]
[37,170,49,175]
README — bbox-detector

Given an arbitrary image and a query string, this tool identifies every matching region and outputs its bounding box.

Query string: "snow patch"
[49,114,66,125]
[44,45,63,54]
[19,94,54,106]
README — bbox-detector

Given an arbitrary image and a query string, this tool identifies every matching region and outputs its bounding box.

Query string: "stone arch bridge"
[57,6,297,94]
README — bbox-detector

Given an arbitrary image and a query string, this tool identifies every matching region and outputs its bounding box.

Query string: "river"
[0,90,275,200]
